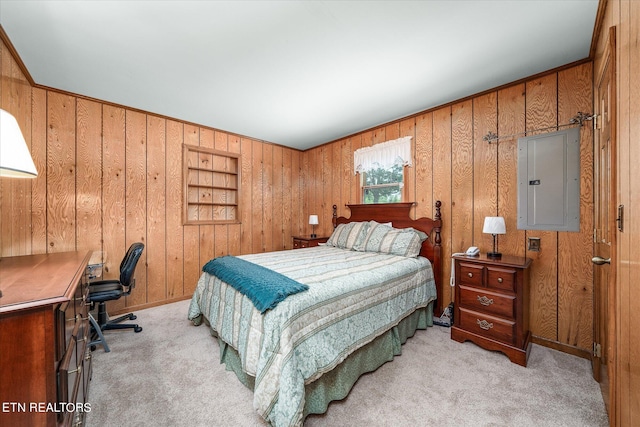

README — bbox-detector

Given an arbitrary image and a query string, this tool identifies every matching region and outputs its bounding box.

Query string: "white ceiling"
[0,1,599,150]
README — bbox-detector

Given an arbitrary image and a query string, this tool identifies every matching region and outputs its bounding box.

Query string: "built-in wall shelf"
[183,144,241,225]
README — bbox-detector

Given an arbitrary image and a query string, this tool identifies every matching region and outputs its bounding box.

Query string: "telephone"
[450,247,480,287]
[465,246,479,256]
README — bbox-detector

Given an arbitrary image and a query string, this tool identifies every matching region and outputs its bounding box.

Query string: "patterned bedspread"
[188,245,436,427]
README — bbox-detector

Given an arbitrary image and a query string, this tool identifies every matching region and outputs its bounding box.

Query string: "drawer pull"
[476,319,494,330]
[477,295,494,306]
[497,277,503,283]
[467,272,473,278]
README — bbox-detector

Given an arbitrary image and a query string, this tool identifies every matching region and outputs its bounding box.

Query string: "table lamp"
[0,109,39,298]
[309,215,318,238]
[483,216,506,258]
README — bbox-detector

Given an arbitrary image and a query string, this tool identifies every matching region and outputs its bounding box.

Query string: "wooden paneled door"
[592,27,615,422]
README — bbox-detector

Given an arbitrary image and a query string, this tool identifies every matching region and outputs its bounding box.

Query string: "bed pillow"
[355,220,428,257]
[325,221,369,250]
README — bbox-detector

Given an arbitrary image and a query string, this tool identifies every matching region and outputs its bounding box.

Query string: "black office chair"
[89,242,145,339]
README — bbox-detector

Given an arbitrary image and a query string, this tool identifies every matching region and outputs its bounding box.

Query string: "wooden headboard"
[332,201,442,315]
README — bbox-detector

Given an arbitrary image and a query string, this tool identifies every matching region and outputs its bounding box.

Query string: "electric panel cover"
[517,127,580,231]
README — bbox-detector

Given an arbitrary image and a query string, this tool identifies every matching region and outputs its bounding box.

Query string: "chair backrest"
[119,242,144,292]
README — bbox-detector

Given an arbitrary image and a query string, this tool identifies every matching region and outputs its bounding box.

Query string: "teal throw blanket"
[202,256,309,313]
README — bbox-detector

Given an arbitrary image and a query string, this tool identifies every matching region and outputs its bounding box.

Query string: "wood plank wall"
[1,35,594,353]
[0,37,304,313]
[303,62,594,353]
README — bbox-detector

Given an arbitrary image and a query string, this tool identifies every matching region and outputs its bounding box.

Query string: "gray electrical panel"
[517,127,580,232]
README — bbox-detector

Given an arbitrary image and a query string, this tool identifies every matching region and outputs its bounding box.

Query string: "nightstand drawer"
[458,307,516,345]
[458,285,515,319]
[487,267,517,293]
[459,262,484,288]
[293,239,308,249]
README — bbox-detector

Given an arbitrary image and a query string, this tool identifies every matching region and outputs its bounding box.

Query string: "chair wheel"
[134,326,143,333]
[129,314,137,320]
[91,345,96,352]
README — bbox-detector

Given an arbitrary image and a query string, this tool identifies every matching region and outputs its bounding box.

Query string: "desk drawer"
[486,266,517,293]
[458,285,515,319]
[458,262,484,288]
[458,307,515,345]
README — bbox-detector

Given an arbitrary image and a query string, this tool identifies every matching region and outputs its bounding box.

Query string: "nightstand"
[450,253,532,366]
[292,236,329,249]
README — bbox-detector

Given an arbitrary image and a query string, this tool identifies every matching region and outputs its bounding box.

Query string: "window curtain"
[353,136,412,174]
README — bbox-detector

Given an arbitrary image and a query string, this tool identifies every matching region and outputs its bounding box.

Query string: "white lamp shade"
[483,216,506,235]
[309,215,319,225]
[0,109,38,178]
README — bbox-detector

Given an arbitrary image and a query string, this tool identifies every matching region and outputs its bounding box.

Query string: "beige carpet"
[85,299,608,427]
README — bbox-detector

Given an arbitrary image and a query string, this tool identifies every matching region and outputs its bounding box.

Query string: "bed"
[188,202,442,426]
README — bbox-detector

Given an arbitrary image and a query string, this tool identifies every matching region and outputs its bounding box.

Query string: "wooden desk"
[0,251,92,427]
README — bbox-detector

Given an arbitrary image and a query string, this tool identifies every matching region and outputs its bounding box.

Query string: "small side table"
[450,253,532,366]
[292,236,329,249]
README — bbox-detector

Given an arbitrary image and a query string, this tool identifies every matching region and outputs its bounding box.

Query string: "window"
[362,164,404,204]
[354,136,412,204]
[183,144,240,225]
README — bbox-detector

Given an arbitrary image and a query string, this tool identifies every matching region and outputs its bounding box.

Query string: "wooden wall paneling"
[124,110,147,307]
[497,84,526,258]
[263,144,273,252]
[30,88,47,254]
[400,118,416,217]
[340,138,352,214]
[251,140,263,254]
[8,55,32,255]
[183,124,201,295]
[450,100,474,253]
[330,139,341,226]
[304,148,317,238]
[300,148,309,235]
[240,138,253,255]
[322,145,333,236]
[198,128,215,266]
[272,145,284,250]
[472,93,498,252]
[327,142,339,235]
[557,63,594,350]
[282,147,292,249]
[289,151,306,237]
[146,115,167,303]
[101,105,126,315]
[75,99,102,256]
[385,122,400,141]
[165,120,184,297]
[46,92,77,253]
[621,1,640,423]
[313,147,322,236]
[349,134,362,210]
[215,131,230,257]
[415,112,433,220]
[525,73,559,341]
[432,106,453,309]
[227,135,241,255]
[372,127,385,144]
[0,42,9,254]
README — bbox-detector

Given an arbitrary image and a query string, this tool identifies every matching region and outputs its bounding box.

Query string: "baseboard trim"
[109,295,193,317]
[531,335,592,360]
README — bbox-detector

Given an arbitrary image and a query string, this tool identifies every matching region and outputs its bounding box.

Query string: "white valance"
[354,136,412,174]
